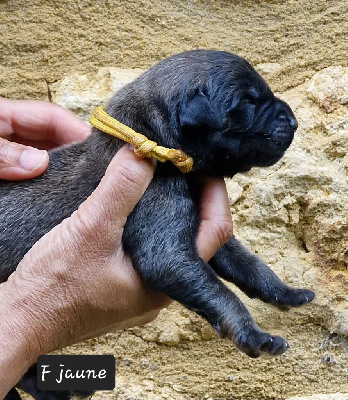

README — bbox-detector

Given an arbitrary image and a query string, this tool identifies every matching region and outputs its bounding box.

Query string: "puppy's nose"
[279,114,298,131]
[288,115,298,130]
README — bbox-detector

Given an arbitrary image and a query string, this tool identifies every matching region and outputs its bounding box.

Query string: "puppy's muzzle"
[272,118,296,147]
[269,99,298,148]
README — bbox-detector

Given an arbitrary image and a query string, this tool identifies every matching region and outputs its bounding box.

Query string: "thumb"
[0,137,48,180]
[75,145,156,233]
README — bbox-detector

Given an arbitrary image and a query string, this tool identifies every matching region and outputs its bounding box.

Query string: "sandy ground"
[1,0,347,99]
[77,321,348,399]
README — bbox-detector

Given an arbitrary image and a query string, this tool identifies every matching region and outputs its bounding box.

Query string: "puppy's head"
[137,50,297,177]
[109,50,297,177]
[173,51,297,176]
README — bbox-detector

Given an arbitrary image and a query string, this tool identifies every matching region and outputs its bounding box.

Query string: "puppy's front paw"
[235,330,289,358]
[272,288,315,311]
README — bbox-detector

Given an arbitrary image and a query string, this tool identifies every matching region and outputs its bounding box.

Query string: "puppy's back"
[0,139,106,281]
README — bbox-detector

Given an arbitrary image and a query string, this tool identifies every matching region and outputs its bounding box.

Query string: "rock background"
[1,0,347,98]
[1,1,347,399]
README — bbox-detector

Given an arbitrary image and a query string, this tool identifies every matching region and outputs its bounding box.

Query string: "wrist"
[0,282,41,396]
[0,256,79,396]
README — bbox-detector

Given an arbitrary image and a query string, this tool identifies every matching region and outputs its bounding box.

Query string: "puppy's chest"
[123,174,200,250]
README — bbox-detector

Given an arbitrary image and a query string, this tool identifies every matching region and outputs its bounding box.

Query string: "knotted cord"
[89,107,193,173]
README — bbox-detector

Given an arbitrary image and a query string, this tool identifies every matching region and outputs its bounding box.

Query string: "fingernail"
[19,149,47,171]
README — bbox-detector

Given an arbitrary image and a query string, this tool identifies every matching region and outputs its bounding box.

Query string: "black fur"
[1,50,314,399]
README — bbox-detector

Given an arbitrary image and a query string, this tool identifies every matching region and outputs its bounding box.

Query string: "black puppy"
[2,50,314,399]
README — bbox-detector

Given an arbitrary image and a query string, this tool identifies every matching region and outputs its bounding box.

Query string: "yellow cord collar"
[89,107,193,173]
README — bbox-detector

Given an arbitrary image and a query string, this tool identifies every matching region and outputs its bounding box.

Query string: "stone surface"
[50,68,142,122]
[307,66,348,112]
[48,65,348,399]
[227,67,348,337]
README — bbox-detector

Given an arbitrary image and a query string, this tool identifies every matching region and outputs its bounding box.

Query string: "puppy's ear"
[179,88,223,130]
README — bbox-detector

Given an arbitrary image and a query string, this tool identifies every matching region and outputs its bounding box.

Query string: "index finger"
[0,98,90,145]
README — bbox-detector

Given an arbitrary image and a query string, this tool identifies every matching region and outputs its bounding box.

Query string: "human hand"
[0,146,232,393]
[2,146,232,342]
[0,97,90,180]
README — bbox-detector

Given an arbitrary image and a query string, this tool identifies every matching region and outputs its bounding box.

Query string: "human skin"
[0,97,90,180]
[0,98,233,395]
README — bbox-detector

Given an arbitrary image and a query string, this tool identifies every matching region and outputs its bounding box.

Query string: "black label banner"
[37,355,115,391]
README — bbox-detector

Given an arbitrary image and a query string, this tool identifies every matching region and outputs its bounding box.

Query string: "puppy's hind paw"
[4,388,22,400]
[234,330,289,358]
[272,288,315,311]
[72,391,94,398]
